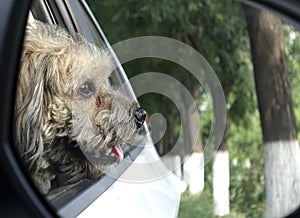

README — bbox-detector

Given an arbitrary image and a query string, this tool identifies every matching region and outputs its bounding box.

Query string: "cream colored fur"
[14,21,142,194]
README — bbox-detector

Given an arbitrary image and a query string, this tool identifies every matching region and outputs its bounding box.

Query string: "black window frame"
[0,0,57,217]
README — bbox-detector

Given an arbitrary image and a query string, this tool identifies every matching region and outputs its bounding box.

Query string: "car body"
[1,0,300,217]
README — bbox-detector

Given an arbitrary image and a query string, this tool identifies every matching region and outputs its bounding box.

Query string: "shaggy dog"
[14,21,146,194]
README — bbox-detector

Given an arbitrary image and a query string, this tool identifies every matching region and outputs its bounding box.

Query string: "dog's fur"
[14,21,143,194]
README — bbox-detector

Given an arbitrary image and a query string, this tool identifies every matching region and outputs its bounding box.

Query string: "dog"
[14,20,146,194]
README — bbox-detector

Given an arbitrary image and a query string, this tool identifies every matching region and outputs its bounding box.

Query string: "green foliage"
[179,189,245,218]
[87,0,257,136]
[85,0,300,217]
[87,0,263,215]
[228,112,265,217]
[201,110,265,217]
[178,189,214,218]
[284,25,300,138]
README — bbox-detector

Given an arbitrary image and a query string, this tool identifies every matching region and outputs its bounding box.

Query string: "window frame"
[240,0,300,31]
[1,0,300,217]
[0,0,57,217]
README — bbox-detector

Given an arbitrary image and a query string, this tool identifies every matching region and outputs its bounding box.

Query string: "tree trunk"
[180,81,205,195]
[213,121,230,216]
[244,6,300,217]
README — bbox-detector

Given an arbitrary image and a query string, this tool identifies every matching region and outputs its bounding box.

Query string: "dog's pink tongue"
[113,144,124,161]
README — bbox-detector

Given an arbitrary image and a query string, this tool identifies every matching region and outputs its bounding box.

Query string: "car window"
[85,0,300,217]
[12,0,149,216]
[9,0,300,217]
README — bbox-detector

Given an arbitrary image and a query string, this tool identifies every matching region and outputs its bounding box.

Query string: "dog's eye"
[78,82,96,98]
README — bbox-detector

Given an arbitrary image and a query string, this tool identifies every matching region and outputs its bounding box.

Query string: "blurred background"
[86,0,300,217]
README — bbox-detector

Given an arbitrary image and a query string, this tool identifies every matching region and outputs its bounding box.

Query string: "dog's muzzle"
[134,107,146,128]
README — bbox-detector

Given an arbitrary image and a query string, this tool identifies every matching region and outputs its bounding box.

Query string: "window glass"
[86,1,300,217]
[14,1,148,214]
[13,0,300,217]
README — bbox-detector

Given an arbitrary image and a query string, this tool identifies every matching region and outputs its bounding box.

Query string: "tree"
[194,2,252,215]
[244,6,300,217]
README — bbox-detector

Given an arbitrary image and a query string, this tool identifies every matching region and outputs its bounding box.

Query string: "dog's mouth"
[93,144,124,161]
[112,144,124,161]
[74,134,126,167]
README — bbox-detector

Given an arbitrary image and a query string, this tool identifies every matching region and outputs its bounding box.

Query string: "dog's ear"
[14,21,64,174]
[14,44,46,174]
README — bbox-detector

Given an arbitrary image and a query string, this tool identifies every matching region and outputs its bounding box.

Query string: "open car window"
[13,0,149,216]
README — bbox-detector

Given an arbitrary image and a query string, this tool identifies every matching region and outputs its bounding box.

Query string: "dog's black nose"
[134,108,146,128]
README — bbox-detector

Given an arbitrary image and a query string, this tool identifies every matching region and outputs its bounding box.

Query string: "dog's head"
[15,21,146,173]
[70,67,147,170]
